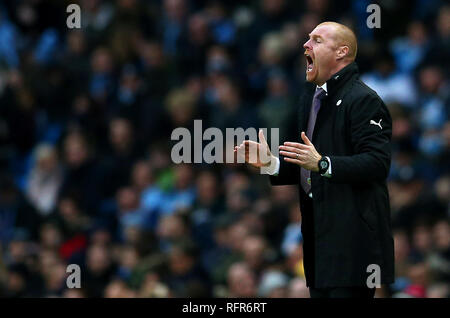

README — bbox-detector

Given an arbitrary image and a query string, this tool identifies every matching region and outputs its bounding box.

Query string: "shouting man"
[235,22,394,298]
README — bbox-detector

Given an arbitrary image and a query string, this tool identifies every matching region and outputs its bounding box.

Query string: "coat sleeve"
[327,91,392,184]
[269,156,300,185]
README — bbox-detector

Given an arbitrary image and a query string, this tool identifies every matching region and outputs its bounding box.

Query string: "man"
[235,22,394,298]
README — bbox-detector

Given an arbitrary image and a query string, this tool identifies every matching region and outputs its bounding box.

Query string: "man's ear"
[336,45,349,60]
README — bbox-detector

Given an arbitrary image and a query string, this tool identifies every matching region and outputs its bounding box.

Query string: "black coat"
[270,62,395,288]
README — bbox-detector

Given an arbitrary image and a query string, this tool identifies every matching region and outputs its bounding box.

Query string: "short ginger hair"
[318,21,358,60]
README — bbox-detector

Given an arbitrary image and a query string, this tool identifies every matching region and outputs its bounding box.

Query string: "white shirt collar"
[317,82,327,92]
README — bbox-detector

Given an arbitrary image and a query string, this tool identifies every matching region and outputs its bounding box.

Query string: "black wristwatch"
[318,156,330,175]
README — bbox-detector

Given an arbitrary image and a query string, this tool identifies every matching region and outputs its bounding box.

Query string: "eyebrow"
[309,34,323,40]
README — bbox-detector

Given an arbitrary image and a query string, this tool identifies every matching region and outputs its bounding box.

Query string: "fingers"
[234,140,259,164]
[279,150,303,159]
[280,151,307,164]
[283,142,308,149]
[282,133,313,149]
[279,145,308,154]
[301,132,312,145]
[234,141,255,151]
[279,151,300,160]
[258,129,269,147]
[244,140,259,147]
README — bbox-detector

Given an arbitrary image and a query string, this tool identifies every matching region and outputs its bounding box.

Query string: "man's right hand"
[234,129,277,168]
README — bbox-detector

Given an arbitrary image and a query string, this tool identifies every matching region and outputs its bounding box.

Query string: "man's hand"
[234,129,277,168]
[279,132,321,172]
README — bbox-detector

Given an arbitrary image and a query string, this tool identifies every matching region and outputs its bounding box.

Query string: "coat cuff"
[263,157,280,175]
[320,156,332,178]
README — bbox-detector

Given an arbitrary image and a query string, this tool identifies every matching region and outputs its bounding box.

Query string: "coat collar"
[301,62,359,133]
[323,62,359,97]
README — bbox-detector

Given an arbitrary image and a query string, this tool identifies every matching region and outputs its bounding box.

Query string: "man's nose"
[303,39,311,50]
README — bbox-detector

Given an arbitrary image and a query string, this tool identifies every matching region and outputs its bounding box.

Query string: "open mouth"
[305,53,314,72]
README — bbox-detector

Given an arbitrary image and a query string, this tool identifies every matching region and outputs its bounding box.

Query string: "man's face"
[303,25,338,85]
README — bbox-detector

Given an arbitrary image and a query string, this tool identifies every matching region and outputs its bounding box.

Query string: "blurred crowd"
[0,0,449,298]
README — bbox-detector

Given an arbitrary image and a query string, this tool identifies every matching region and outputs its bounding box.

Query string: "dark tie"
[300,87,327,195]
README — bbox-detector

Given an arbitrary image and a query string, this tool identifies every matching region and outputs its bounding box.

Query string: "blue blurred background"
[0,0,448,298]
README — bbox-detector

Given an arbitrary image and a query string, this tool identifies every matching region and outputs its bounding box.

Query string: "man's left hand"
[279,132,322,172]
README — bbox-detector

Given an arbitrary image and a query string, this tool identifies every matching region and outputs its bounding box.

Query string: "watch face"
[320,160,328,169]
